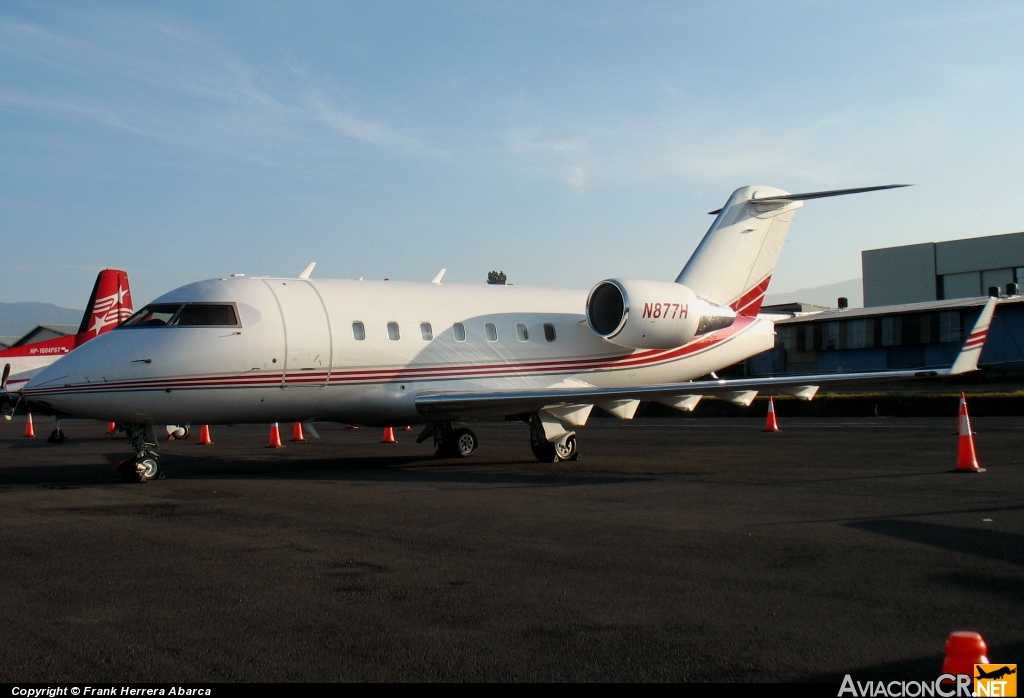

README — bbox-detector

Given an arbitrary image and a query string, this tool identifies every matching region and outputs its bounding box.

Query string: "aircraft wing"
[415,297,996,418]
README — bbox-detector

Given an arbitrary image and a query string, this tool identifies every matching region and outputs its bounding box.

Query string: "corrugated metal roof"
[774,295,1024,325]
[35,324,79,334]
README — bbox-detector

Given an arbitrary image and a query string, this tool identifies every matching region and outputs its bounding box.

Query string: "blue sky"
[3,1,1024,308]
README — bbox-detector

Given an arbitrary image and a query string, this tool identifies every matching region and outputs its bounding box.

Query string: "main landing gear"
[418,422,479,458]
[418,416,582,463]
[529,414,579,463]
[116,424,162,483]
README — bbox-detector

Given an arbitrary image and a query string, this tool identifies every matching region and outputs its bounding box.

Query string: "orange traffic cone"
[381,427,397,444]
[941,631,988,680]
[291,422,306,442]
[763,396,780,432]
[267,423,284,448]
[106,421,118,434]
[197,425,213,445]
[953,393,985,472]
[24,413,35,438]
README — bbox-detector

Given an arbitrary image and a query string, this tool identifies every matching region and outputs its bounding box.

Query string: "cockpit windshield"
[120,303,240,328]
[122,304,181,327]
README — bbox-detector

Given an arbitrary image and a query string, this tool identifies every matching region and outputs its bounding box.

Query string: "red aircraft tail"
[77,269,133,338]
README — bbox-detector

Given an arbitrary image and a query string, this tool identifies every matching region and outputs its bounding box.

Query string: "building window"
[387,322,400,341]
[420,322,433,341]
[543,323,556,342]
[453,323,466,342]
[882,317,901,347]
[485,323,497,342]
[939,311,961,342]
[352,322,365,341]
[825,322,839,350]
[516,323,529,341]
[847,320,867,349]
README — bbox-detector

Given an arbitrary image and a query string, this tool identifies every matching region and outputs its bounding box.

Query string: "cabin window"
[352,322,365,341]
[387,322,400,341]
[485,323,497,342]
[420,322,433,341]
[543,323,556,342]
[516,323,529,341]
[453,323,466,342]
[172,304,239,327]
[122,304,182,327]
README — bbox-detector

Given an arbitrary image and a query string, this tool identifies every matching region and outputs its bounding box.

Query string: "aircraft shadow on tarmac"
[848,518,1024,567]
[0,451,650,489]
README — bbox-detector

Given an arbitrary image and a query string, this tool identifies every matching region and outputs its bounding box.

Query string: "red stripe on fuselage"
[23,317,761,397]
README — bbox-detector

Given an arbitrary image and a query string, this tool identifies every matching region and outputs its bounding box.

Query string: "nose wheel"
[118,424,162,482]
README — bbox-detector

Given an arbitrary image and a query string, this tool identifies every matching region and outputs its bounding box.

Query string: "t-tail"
[78,269,134,337]
[676,184,909,316]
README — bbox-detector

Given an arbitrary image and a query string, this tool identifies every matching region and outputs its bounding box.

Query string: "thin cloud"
[0,14,447,169]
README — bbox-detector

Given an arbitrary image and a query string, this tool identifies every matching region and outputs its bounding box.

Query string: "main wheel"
[554,434,578,461]
[531,440,557,462]
[452,428,478,457]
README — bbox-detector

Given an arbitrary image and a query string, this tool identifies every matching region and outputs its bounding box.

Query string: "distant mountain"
[764,278,863,309]
[0,302,83,338]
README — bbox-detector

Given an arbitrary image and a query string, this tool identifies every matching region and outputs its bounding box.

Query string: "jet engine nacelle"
[585,279,737,349]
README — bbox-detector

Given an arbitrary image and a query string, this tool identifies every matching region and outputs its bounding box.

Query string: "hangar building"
[862,231,1024,306]
[742,231,1024,378]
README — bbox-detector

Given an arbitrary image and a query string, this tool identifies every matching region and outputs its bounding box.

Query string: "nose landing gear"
[117,424,162,482]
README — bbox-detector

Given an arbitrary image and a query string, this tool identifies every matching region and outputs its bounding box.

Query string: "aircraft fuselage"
[24,275,775,426]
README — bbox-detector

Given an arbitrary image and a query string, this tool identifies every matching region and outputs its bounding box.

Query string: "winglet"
[950,297,997,375]
[431,268,446,284]
[298,263,316,279]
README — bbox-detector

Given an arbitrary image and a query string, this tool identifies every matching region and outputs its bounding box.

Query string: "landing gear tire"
[530,433,579,463]
[452,428,478,457]
[554,434,578,461]
[117,456,160,483]
[430,423,479,458]
[531,440,556,462]
[47,427,67,443]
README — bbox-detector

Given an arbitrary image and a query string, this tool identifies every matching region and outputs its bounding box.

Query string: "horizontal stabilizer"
[707,184,910,214]
[748,184,910,206]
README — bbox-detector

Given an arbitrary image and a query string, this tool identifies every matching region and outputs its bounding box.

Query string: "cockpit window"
[172,304,239,327]
[120,303,240,328]
[122,304,182,327]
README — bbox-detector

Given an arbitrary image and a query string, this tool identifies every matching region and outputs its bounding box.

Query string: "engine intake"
[586,279,737,349]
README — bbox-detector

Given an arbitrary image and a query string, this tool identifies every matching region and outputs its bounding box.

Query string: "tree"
[487,270,508,285]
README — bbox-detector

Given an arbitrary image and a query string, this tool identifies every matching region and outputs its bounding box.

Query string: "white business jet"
[17,185,996,481]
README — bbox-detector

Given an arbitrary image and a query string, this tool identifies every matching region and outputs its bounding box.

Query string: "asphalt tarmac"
[0,414,1021,682]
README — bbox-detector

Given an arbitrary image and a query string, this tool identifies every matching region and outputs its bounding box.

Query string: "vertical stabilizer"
[676,184,907,315]
[675,186,800,316]
[78,269,134,337]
